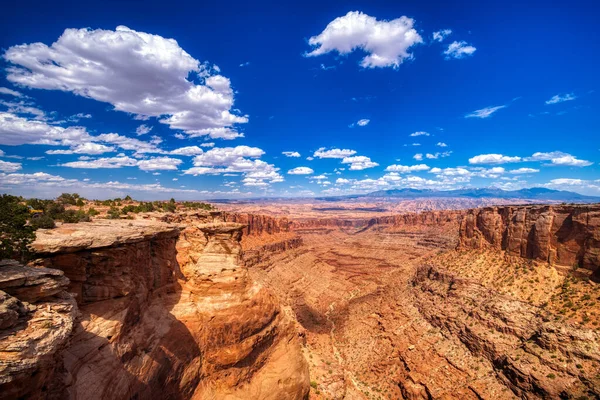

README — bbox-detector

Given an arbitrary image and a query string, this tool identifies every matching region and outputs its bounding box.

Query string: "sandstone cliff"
[458,204,600,278]
[0,219,309,399]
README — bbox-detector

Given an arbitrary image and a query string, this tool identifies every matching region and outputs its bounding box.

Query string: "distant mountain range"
[316,188,600,203]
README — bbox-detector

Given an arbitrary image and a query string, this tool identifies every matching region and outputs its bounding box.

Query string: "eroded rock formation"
[458,204,600,277]
[0,218,309,400]
[0,260,76,400]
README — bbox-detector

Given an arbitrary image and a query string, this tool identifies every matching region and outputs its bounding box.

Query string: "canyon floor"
[238,206,600,400]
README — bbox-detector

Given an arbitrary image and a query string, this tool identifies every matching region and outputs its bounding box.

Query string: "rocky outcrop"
[244,237,303,268]
[1,219,309,399]
[367,210,464,228]
[223,212,291,236]
[0,260,76,400]
[413,265,600,399]
[458,204,600,277]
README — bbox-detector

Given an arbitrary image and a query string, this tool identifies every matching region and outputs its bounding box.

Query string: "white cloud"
[201,142,215,148]
[425,151,452,159]
[545,93,576,105]
[282,151,301,157]
[0,171,253,200]
[444,41,477,59]
[0,160,22,172]
[410,131,429,137]
[341,155,379,170]
[4,26,247,138]
[0,112,90,146]
[61,155,138,169]
[436,142,447,147]
[136,157,182,171]
[135,124,153,136]
[60,155,182,171]
[305,11,423,69]
[429,167,472,176]
[432,29,452,42]
[0,87,22,97]
[385,163,430,173]
[313,147,357,159]
[357,118,370,126]
[465,105,506,119]
[184,146,283,187]
[95,133,162,154]
[469,154,522,164]
[170,146,204,156]
[413,153,423,161]
[46,142,115,155]
[509,168,539,174]
[527,151,592,167]
[288,166,314,175]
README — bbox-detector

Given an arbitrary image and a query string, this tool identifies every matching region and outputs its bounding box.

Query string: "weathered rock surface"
[1,218,309,399]
[458,204,600,277]
[0,260,76,400]
[413,265,600,399]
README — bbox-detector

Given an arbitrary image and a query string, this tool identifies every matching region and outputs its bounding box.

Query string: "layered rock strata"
[458,204,600,277]
[1,219,309,399]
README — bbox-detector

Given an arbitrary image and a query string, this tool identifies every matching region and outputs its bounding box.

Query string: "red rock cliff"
[458,204,600,277]
[1,219,309,400]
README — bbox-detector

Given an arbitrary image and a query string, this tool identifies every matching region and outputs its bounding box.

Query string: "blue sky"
[0,0,598,199]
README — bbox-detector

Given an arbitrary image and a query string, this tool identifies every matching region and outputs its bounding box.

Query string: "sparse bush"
[107,206,121,219]
[30,215,56,229]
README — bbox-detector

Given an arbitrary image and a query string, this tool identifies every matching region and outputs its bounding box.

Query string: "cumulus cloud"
[0,160,22,172]
[201,142,215,148]
[357,119,370,126]
[60,155,182,171]
[469,154,522,164]
[282,151,301,157]
[444,41,477,59]
[436,142,447,147]
[0,112,90,146]
[305,11,423,69]
[341,155,378,170]
[465,105,506,119]
[545,93,577,105]
[170,146,204,156]
[4,26,247,138]
[432,29,452,42]
[410,131,429,137]
[288,166,314,175]
[385,163,430,173]
[509,168,539,174]
[313,147,357,159]
[183,146,283,187]
[135,124,153,136]
[46,142,115,155]
[527,151,592,167]
[413,153,423,161]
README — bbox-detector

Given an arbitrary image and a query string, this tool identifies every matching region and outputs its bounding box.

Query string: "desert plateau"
[1,194,600,400]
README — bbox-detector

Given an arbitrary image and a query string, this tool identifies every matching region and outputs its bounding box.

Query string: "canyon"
[1,203,599,399]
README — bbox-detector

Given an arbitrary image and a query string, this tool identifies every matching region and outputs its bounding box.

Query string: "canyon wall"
[458,204,600,277]
[0,218,309,400]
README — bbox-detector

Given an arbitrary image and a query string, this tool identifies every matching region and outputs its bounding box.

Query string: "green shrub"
[107,207,121,219]
[30,215,56,229]
[0,194,35,261]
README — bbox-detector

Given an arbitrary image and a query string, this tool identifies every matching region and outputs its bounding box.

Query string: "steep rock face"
[223,212,291,236]
[413,265,600,399]
[367,210,464,228]
[458,204,600,277]
[6,219,309,400]
[0,260,76,400]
